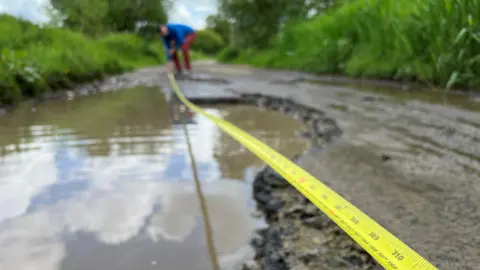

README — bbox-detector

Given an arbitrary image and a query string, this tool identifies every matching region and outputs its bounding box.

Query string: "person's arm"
[162,35,171,58]
[162,35,176,72]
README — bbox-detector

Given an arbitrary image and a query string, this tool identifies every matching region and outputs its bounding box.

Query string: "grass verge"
[217,0,480,91]
[0,15,208,105]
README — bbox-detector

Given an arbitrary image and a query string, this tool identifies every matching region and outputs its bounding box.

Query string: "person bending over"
[160,23,197,75]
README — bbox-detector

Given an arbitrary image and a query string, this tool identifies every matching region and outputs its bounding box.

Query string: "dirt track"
[71,62,480,269]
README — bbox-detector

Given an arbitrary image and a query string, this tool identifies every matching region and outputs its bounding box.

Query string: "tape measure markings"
[222,97,426,269]
[168,74,437,270]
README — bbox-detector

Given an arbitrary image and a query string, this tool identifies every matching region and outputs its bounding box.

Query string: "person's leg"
[171,51,182,73]
[181,33,197,71]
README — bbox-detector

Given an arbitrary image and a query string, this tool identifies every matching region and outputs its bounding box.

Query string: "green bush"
[136,24,161,41]
[192,29,225,54]
[96,33,165,68]
[219,0,480,90]
[0,14,165,105]
[216,47,240,62]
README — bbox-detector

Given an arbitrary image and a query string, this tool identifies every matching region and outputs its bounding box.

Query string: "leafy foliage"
[191,30,225,54]
[218,0,480,90]
[0,15,165,104]
[50,0,169,35]
[218,0,337,49]
[205,14,231,46]
[216,47,240,62]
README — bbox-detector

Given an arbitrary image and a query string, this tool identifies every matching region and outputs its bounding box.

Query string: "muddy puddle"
[0,86,308,270]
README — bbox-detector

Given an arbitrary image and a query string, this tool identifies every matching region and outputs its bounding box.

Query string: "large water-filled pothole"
[0,86,308,270]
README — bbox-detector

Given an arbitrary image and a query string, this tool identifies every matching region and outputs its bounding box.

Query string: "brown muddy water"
[0,86,307,270]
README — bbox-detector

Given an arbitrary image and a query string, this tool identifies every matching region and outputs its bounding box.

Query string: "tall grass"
[0,15,166,105]
[219,0,480,90]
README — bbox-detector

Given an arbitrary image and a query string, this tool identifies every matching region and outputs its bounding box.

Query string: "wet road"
[192,63,479,269]
[0,86,307,270]
[1,61,479,269]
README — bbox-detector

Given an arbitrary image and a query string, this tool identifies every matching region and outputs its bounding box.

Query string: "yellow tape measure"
[168,73,437,270]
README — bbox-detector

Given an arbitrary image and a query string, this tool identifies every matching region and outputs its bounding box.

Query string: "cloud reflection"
[63,181,161,245]
[147,180,254,245]
[0,145,57,223]
[0,210,65,270]
[0,174,254,270]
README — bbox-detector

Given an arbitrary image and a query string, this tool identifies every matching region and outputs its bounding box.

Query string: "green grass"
[190,51,211,60]
[0,15,211,105]
[218,0,480,91]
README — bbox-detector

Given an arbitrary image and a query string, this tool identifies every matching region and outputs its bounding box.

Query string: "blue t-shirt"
[162,23,195,59]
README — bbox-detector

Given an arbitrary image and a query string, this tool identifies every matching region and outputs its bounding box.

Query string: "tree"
[217,0,339,49]
[50,0,169,35]
[50,0,109,35]
[205,14,230,45]
[44,3,66,27]
[103,0,168,32]
[191,29,225,54]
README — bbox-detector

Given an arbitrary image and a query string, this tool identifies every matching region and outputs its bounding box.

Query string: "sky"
[0,0,216,29]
